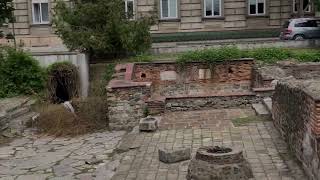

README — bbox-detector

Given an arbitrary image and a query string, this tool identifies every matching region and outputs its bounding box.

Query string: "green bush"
[54,0,152,56]
[0,48,45,98]
[291,50,320,62]
[177,46,243,64]
[177,46,320,64]
[249,47,291,63]
[104,63,116,84]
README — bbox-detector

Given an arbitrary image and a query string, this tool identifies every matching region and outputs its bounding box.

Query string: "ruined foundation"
[187,146,253,180]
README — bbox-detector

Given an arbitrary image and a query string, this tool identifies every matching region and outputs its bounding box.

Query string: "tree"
[0,0,16,47]
[0,0,14,26]
[53,0,153,57]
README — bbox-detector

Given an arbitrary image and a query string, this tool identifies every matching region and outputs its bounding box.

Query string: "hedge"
[152,29,281,43]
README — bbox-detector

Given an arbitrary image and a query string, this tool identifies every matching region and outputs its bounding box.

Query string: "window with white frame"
[32,0,49,24]
[160,0,178,19]
[293,0,311,13]
[204,0,221,17]
[248,0,265,15]
[125,0,135,20]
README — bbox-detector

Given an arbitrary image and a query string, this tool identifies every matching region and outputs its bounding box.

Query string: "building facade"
[0,0,318,47]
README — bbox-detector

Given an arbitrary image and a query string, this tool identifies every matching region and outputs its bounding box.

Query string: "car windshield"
[283,21,290,28]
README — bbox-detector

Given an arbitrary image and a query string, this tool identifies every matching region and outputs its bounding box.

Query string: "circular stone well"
[187,146,253,180]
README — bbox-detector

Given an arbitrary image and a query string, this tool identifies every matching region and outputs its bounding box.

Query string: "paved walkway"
[0,130,126,180]
[160,108,255,130]
[112,109,306,180]
[0,108,306,180]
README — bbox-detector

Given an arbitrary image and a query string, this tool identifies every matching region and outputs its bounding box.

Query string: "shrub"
[0,48,45,98]
[177,46,243,64]
[47,62,79,103]
[177,47,320,64]
[104,63,116,83]
[292,50,320,62]
[249,47,291,63]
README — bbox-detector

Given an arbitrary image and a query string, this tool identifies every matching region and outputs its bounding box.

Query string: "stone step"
[252,103,270,118]
[262,97,272,114]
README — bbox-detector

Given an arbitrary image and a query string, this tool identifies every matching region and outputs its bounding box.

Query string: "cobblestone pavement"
[0,130,126,180]
[112,109,306,180]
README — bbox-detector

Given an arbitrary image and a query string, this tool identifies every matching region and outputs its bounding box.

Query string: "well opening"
[207,146,232,154]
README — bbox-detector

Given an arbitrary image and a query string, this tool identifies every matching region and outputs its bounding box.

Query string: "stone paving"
[112,109,306,180]
[0,130,126,180]
[160,108,255,130]
[0,108,306,180]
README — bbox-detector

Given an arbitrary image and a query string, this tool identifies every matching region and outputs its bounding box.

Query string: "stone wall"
[272,79,320,180]
[107,85,151,130]
[133,59,254,84]
[151,39,320,54]
[166,94,260,111]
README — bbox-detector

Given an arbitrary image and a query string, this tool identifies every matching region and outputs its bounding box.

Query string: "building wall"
[0,0,317,47]
[139,0,301,33]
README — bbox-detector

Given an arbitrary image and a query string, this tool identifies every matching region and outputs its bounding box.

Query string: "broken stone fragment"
[139,116,160,131]
[158,147,191,163]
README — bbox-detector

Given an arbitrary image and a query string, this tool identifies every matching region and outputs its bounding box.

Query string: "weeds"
[232,116,270,127]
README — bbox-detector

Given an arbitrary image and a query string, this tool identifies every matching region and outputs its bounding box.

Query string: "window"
[160,0,178,19]
[125,0,135,20]
[204,0,221,17]
[32,0,49,24]
[293,0,311,13]
[294,20,317,27]
[248,0,265,15]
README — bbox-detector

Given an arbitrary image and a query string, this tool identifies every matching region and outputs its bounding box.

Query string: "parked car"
[280,18,320,40]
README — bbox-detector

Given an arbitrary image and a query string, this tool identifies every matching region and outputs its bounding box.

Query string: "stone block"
[160,71,177,81]
[252,103,270,117]
[139,116,160,131]
[158,147,191,163]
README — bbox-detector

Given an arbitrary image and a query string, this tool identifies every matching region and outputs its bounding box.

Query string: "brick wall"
[272,80,320,180]
[132,59,254,84]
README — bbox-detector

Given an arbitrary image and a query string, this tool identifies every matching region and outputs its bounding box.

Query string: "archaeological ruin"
[107,59,320,179]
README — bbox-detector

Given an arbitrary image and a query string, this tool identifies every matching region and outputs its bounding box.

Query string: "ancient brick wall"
[132,59,253,84]
[166,94,260,111]
[107,86,151,130]
[272,80,320,180]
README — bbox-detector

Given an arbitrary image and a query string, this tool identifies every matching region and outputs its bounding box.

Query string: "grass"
[123,53,179,63]
[232,116,270,127]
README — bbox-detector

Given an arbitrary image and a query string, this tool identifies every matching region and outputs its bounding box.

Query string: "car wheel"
[293,35,305,40]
